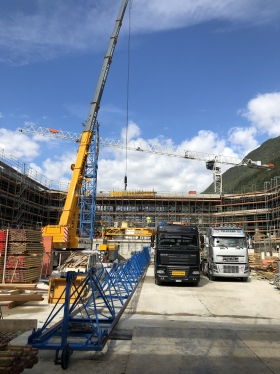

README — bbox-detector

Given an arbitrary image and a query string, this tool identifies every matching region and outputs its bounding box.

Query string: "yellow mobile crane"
[42,0,130,249]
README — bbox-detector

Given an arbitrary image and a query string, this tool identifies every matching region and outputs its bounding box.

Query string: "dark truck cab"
[152,224,201,286]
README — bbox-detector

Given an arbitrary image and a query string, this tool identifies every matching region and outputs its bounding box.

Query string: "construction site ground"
[2,265,280,374]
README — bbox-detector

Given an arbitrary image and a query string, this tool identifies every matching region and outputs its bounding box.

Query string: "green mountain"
[203,135,280,194]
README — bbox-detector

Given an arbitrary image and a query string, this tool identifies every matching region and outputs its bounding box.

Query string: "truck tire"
[241,277,248,282]
[155,279,161,286]
[192,281,199,287]
[209,274,215,281]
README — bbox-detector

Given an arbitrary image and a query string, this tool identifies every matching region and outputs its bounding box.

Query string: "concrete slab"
[126,326,278,374]
[0,319,37,333]
[125,267,280,320]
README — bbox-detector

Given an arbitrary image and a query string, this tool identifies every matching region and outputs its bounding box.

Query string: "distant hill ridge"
[202,135,280,194]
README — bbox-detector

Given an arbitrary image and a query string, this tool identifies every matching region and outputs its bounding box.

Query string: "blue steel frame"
[28,248,150,358]
[79,121,99,242]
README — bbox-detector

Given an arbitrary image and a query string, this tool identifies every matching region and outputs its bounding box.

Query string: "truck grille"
[160,254,197,266]
[223,265,239,273]
[222,256,239,262]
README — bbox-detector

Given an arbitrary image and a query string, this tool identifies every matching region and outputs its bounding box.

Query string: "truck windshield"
[158,235,197,247]
[213,237,246,248]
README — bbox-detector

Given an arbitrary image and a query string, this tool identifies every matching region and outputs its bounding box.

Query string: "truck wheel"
[209,274,215,281]
[155,279,161,286]
[241,277,248,282]
[192,281,199,287]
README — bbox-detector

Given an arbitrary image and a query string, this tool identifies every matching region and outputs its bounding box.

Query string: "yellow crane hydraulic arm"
[44,131,92,248]
[43,0,130,249]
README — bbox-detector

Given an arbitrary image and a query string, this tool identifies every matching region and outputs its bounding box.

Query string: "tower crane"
[24,0,130,250]
[20,124,274,195]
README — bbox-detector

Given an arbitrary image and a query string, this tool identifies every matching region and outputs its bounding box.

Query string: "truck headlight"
[192,271,200,275]
[156,270,165,274]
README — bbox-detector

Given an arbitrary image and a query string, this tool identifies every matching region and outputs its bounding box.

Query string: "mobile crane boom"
[43,0,130,249]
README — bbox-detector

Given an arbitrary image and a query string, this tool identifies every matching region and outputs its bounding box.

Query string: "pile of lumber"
[0,333,18,349]
[0,288,43,309]
[0,231,7,256]
[0,257,3,283]
[60,252,90,272]
[0,230,43,284]
[249,253,279,280]
[0,284,46,309]
[0,345,39,373]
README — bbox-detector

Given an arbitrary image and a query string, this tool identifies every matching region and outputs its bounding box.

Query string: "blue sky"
[0,0,280,193]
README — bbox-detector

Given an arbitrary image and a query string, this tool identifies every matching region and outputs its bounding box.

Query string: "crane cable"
[124,0,132,191]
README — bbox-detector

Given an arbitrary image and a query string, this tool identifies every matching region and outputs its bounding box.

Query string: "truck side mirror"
[151,234,155,248]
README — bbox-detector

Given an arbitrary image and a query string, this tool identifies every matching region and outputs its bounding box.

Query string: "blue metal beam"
[28,248,150,367]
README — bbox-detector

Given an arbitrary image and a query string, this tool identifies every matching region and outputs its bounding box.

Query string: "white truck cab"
[203,226,249,281]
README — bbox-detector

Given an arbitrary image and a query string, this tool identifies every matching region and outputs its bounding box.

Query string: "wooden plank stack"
[0,345,39,374]
[60,252,90,272]
[249,252,279,280]
[0,231,7,282]
[0,229,44,284]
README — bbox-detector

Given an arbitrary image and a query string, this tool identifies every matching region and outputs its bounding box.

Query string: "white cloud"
[241,92,280,137]
[41,152,76,185]
[0,0,279,65]
[0,112,3,118]
[24,121,36,127]
[0,91,278,194]
[121,121,141,141]
[97,124,239,192]
[0,128,40,160]
[228,126,258,155]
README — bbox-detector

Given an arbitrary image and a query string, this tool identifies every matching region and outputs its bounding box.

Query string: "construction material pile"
[0,332,18,349]
[0,287,44,309]
[0,230,43,283]
[249,253,279,280]
[60,252,91,272]
[0,345,39,373]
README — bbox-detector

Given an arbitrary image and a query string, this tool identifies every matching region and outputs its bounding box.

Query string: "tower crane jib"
[19,124,274,196]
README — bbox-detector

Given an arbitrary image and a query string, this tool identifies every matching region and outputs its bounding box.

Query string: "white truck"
[201,225,250,282]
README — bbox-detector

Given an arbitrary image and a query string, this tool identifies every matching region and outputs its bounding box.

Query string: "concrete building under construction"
[0,149,280,242]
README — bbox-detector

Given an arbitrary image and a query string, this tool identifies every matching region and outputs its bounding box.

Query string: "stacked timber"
[249,253,279,280]
[0,231,7,255]
[0,284,46,309]
[0,231,7,282]
[0,230,43,284]
[0,257,3,283]
[0,345,39,373]
[60,252,90,272]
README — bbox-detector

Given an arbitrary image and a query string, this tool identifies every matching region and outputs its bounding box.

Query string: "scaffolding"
[0,151,67,229]
[0,151,280,250]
